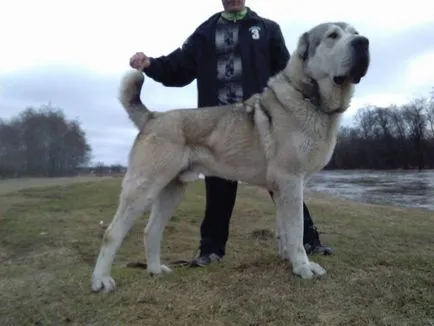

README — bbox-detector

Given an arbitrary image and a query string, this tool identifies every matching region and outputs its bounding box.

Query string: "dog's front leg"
[274,175,326,279]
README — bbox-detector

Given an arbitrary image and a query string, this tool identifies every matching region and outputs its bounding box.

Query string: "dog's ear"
[296,32,309,61]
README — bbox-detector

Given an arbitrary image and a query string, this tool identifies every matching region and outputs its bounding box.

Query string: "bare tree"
[426,87,434,137]
[327,87,434,170]
[0,104,92,177]
[401,97,428,170]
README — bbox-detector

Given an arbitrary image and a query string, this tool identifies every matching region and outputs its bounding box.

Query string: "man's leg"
[302,202,333,255]
[191,176,238,266]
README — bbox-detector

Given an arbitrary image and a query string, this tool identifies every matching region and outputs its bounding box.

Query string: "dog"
[91,22,370,293]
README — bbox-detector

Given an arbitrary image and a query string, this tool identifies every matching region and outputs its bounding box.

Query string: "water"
[307,170,434,211]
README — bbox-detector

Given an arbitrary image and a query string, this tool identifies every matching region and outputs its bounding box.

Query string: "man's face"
[221,0,246,12]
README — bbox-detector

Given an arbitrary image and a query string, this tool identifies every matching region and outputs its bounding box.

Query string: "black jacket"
[143,8,290,107]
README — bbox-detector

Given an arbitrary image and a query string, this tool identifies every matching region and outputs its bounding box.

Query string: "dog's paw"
[147,264,172,276]
[91,275,116,293]
[293,261,326,279]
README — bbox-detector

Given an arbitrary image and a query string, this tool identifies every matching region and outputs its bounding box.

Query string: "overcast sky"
[1,0,433,165]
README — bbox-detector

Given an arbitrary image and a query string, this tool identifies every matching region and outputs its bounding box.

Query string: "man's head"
[221,0,245,12]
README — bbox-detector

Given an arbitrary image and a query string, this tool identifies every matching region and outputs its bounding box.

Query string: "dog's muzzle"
[348,36,370,84]
[333,36,370,85]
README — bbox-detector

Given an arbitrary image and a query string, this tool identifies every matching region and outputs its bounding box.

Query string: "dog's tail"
[119,69,153,130]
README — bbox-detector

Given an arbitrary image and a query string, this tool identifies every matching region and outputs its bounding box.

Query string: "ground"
[0,177,433,326]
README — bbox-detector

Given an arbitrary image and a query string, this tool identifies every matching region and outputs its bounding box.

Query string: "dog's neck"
[282,59,353,115]
[280,71,320,107]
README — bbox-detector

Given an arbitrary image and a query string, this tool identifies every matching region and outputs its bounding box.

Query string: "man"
[129,0,332,267]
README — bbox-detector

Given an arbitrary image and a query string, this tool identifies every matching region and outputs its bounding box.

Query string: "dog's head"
[288,22,370,113]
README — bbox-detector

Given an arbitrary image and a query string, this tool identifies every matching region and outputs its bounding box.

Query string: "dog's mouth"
[333,50,370,86]
[347,62,369,84]
[333,74,362,85]
[333,64,368,85]
[348,54,370,84]
[333,75,347,85]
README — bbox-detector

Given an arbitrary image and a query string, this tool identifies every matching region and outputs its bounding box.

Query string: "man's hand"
[129,52,150,70]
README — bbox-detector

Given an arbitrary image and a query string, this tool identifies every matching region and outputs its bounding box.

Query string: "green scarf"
[221,7,248,22]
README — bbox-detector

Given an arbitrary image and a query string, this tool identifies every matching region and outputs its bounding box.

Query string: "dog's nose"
[351,36,369,50]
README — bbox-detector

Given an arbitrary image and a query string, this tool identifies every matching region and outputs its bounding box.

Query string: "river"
[307,170,434,211]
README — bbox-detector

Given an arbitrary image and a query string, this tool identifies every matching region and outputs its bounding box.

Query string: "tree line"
[1,89,433,178]
[327,88,434,170]
[0,105,91,177]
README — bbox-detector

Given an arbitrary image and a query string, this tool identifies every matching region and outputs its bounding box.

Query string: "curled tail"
[119,69,153,130]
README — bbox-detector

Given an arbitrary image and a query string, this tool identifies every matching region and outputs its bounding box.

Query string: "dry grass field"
[0,177,433,325]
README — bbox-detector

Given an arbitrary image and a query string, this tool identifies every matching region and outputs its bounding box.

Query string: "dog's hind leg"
[91,174,165,293]
[144,181,186,275]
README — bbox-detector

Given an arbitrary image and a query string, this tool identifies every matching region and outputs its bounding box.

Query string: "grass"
[0,177,433,326]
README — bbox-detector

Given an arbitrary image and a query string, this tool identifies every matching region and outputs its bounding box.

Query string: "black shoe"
[305,242,333,255]
[189,253,222,267]
[304,225,333,256]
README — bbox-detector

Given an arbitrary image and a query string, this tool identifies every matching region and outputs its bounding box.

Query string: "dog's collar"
[281,73,345,115]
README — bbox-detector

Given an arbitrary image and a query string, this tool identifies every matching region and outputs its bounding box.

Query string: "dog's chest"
[297,115,338,173]
[289,127,336,175]
[305,138,335,171]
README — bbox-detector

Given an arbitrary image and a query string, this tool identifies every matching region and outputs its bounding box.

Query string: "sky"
[1,0,433,165]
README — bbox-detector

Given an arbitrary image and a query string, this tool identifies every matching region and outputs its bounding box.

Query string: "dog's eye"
[328,32,339,39]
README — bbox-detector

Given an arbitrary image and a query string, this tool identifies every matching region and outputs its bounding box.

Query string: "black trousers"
[199,176,316,257]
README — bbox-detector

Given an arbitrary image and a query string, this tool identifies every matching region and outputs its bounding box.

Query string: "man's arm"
[143,34,197,87]
[269,23,290,76]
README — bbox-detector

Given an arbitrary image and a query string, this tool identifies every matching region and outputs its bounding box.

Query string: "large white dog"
[91,21,370,293]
